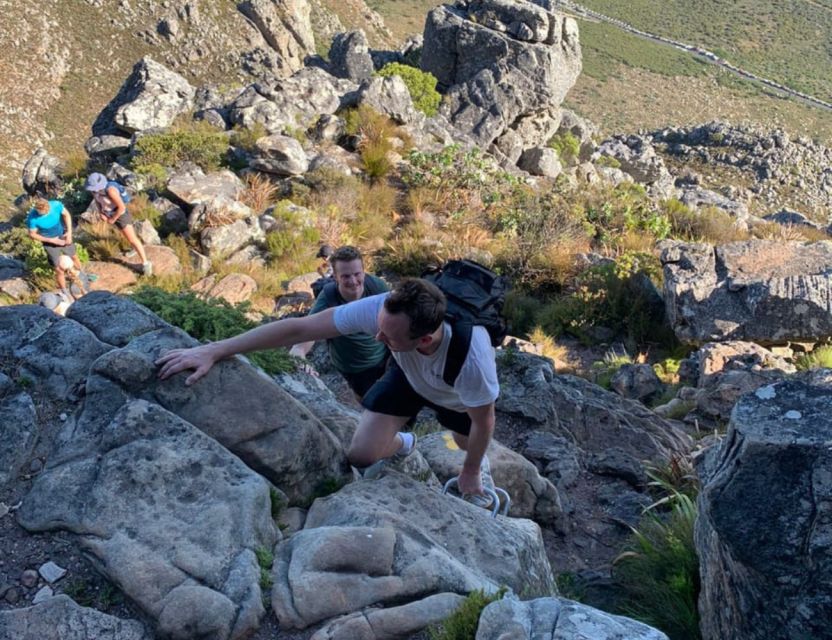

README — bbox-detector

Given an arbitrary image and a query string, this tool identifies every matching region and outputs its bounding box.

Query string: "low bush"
[590,350,634,389]
[230,122,268,152]
[375,62,442,116]
[795,344,832,370]
[264,201,320,270]
[132,120,229,174]
[664,200,749,244]
[131,286,294,375]
[429,587,507,640]
[548,131,581,165]
[128,193,163,229]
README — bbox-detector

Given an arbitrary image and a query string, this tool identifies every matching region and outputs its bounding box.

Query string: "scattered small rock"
[32,585,54,604]
[5,586,20,604]
[39,561,67,584]
[29,458,44,474]
[21,569,38,588]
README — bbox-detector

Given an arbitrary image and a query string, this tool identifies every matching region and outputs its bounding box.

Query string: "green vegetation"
[547,131,581,165]
[269,487,286,521]
[131,121,229,176]
[131,286,294,376]
[590,350,634,389]
[429,587,507,640]
[376,62,442,116]
[264,201,321,271]
[580,0,832,98]
[230,122,269,153]
[255,546,274,592]
[795,345,832,370]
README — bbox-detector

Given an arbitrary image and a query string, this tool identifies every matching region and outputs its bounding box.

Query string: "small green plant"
[255,546,275,591]
[429,587,507,640]
[269,487,286,521]
[231,122,269,152]
[590,350,634,389]
[131,286,294,375]
[548,131,581,165]
[375,62,442,116]
[264,201,320,270]
[612,490,700,640]
[63,579,96,606]
[132,120,229,173]
[128,193,163,229]
[596,154,621,169]
[795,345,832,370]
[555,572,585,601]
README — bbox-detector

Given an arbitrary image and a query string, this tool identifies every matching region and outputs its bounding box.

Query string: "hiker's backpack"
[312,275,386,305]
[107,180,132,204]
[421,259,509,385]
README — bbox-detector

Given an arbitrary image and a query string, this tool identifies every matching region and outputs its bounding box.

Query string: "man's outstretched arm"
[457,402,496,495]
[156,308,341,385]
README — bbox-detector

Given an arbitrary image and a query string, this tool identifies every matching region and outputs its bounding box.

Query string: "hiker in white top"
[157,279,499,499]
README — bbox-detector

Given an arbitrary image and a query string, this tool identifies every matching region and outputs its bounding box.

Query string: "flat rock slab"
[272,473,554,629]
[17,400,277,640]
[662,240,832,344]
[67,291,169,347]
[0,595,151,640]
[478,596,668,639]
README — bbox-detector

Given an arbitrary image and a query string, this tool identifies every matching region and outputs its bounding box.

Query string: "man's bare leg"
[348,410,410,468]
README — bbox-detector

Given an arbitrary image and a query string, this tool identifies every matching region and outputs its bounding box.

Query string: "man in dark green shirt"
[289,246,389,399]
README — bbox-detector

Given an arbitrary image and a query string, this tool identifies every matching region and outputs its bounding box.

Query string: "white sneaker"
[142,261,153,277]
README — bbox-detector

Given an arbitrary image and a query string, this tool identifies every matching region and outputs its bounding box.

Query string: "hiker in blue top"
[26,196,85,296]
[289,246,389,400]
[85,173,153,276]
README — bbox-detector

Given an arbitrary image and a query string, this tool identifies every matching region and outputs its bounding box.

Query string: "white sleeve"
[333,293,386,336]
[455,327,500,407]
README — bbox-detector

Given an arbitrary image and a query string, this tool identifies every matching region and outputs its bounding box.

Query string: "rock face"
[18,400,277,640]
[239,0,315,78]
[21,147,63,195]
[329,30,374,81]
[95,57,196,135]
[0,595,151,640]
[421,0,581,151]
[662,240,832,345]
[477,596,668,639]
[273,473,555,629]
[696,379,832,640]
[0,373,37,489]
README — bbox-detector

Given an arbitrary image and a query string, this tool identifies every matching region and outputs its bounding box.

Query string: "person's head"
[330,245,366,301]
[84,172,108,193]
[378,278,446,352]
[32,197,50,216]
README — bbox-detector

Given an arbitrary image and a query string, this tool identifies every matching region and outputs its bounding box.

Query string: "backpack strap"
[442,321,473,386]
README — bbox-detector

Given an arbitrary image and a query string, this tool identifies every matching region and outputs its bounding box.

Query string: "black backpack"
[421,259,508,385]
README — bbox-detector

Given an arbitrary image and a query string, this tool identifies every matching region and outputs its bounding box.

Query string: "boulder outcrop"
[696,379,832,640]
[662,240,832,345]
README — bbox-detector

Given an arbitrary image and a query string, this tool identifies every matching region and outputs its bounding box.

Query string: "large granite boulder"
[238,0,315,78]
[0,373,38,489]
[421,0,581,150]
[167,167,245,207]
[0,595,150,640]
[477,596,668,639]
[17,400,277,640]
[66,291,169,347]
[272,473,555,629]
[662,240,832,345]
[21,147,63,195]
[94,57,195,135]
[696,379,832,640]
[228,67,358,134]
[250,134,309,175]
[595,135,675,198]
[329,30,374,82]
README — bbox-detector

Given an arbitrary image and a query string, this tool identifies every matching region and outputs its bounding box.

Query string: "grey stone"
[17,400,277,640]
[250,134,309,175]
[696,380,832,640]
[610,363,663,401]
[21,147,62,195]
[356,75,422,125]
[85,135,132,159]
[273,474,554,629]
[21,569,38,588]
[32,585,54,604]
[167,167,244,206]
[67,291,170,347]
[477,596,668,639]
[329,30,374,82]
[662,240,832,345]
[0,594,150,640]
[38,561,67,584]
[519,146,563,178]
[238,0,315,78]
[200,217,265,257]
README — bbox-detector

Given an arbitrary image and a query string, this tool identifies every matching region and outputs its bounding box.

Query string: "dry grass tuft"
[240,172,280,214]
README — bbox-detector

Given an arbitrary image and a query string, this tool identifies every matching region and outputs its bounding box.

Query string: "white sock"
[397,432,414,455]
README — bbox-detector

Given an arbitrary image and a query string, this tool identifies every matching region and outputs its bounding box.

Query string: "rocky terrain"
[2,0,832,638]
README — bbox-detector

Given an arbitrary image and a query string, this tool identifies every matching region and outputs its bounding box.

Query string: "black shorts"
[341,359,389,398]
[43,242,77,267]
[361,361,472,435]
[107,211,134,230]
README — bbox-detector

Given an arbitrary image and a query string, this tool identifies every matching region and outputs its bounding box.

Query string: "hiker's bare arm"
[457,402,495,495]
[157,308,341,385]
[28,229,64,245]
[61,209,73,243]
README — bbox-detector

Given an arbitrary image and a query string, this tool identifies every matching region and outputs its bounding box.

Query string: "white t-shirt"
[333,293,499,412]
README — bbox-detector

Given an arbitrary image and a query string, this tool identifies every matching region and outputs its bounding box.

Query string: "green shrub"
[264,201,320,271]
[131,286,294,375]
[429,587,507,640]
[548,131,581,164]
[612,490,700,640]
[795,345,832,370]
[255,546,274,591]
[132,121,229,173]
[596,154,621,169]
[664,200,749,244]
[590,350,633,389]
[376,62,442,116]
[230,122,268,152]
[360,138,393,182]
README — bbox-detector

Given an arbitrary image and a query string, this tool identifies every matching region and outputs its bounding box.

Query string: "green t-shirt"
[309,274,389,373]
